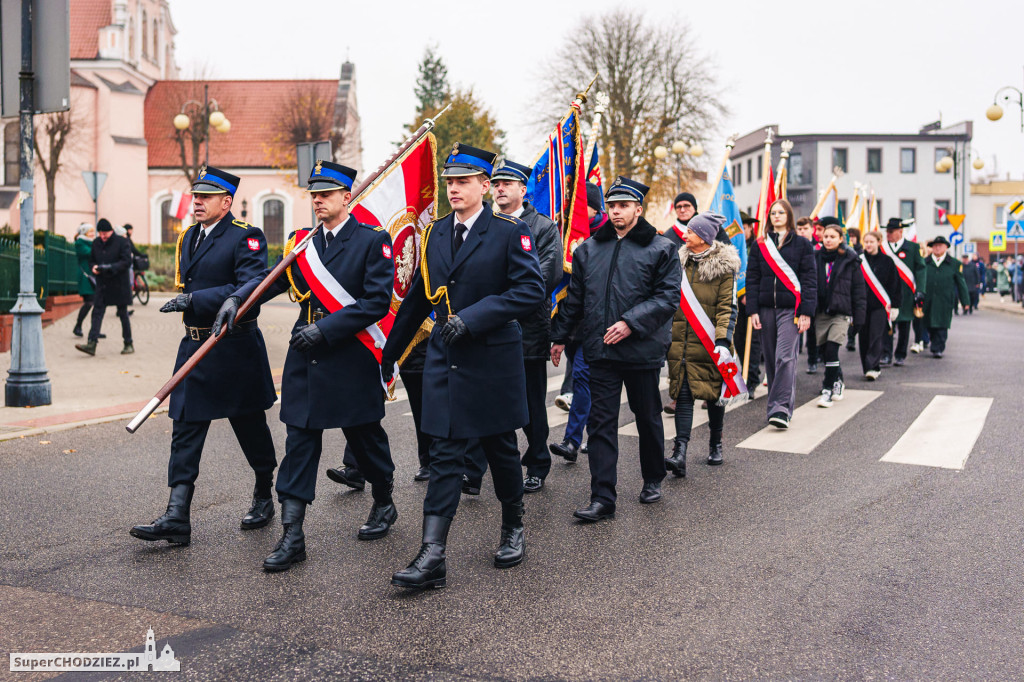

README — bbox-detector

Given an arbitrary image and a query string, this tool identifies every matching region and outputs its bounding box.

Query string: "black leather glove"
[381,361,395,384]
[914,291,925,306]
[440,314,468,346]
[289,322,325,352]
[213,296,240,336]
[95,263,112,274]
[159,292,192,313]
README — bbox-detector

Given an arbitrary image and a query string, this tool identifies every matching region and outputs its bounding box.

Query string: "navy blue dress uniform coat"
[234,215,395,430]
[169,212,277,423]
[383,205,545,440]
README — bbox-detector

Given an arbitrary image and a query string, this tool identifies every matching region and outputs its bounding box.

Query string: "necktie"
[325,230,334,248]
[454,223,467,252]
[192,229,205,256]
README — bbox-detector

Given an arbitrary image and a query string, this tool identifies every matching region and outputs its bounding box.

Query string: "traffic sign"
[1007,220,1024,240]
[990,230,1007,252]
[963,242,977,255]
[947,214,965,231]
[81,171,107,201]
[949,231,964,246]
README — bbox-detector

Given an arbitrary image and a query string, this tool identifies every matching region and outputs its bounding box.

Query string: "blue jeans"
[563,345,591,446]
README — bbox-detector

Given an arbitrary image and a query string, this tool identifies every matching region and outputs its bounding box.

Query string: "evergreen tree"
[414,46,449,114]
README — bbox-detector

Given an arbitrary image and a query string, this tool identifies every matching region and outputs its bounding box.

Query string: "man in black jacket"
[74,218,133,356]
[550,177,682,521]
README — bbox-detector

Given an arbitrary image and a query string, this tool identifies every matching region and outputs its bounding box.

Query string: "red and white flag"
[170,191,191,220]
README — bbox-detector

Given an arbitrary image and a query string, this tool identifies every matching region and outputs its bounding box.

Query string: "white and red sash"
[860,254,892,328]
[757,234,801,312]
[671,222,687,241]
[678,270,748,399]
[292,229,398,392]
[885,240,916,293]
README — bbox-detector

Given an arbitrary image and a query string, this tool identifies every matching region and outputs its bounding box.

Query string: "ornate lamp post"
[985,69,1024,132]
[172,83,231,183]
[654,139,705,194]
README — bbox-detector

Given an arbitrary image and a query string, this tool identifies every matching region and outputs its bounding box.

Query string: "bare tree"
[538,8,725,194]
[262,82,344,173]
[166,78,236,186]
[34,110,75,234]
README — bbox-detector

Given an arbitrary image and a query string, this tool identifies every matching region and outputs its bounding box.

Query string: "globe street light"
[657,139,705,193]
[986,70,1023,132]
[173,83,231,178]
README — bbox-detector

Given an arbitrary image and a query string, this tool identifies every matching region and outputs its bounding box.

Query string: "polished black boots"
[391,515,451,590]
[262,499,307,572]
[494,502,525,568]
[665,440,687,477]
[358,483,397,541]
[130,484,193,545]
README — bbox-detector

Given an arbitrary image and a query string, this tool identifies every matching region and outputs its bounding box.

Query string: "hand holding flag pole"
[125,106,453,434]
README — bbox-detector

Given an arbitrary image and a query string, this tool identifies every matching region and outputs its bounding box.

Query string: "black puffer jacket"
[514,202,562,360]
[745,230,817,317]
[551,216,682,368]
[815,246,866,326]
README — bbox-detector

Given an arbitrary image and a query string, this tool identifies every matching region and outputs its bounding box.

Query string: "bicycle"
[133,270,150,305]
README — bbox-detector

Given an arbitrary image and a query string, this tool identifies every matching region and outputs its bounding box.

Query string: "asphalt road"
[1,309,1021,680]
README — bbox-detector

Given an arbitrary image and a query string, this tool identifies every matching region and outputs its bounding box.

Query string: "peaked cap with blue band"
[308,159,357,193]
[490,158,532,184]
[191,165,240,195]
[605,176,649,204]
[441,142,496,178]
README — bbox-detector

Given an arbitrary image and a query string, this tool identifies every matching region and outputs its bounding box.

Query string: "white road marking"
[736,389,882,454]
[880,395,992,470]
[619,385,765,439]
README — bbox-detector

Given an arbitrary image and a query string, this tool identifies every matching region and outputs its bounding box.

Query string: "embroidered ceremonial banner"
[678,271,748,399]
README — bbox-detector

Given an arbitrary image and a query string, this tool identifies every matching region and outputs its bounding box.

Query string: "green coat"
[75,237,94,297]
[889,239,926,322]
[923,255,969,329]
[667,241,740,402]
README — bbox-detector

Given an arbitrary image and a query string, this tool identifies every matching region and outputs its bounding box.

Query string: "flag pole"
[809,167,844,219]
[701,134,738,210]
[775,140,793,201]
[754,128,775,239]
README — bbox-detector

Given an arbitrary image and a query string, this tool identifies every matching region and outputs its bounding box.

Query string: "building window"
[141,10,148,58]
[160,198,183,245]
[262,198,285,245]
[733,160,740,186]
[995,205,1006,227]
[757,155,763,180]
[874,200,882,222]
[832,148,848,173]
[838,199,847,221]
[153,19,159,61]
[935,199,950,225]
[900,200,915,221]
[3,122,18,185]
[900,148,916,173]
[747,159,752,186]
[867,148,882,173]
[789,153,802,185]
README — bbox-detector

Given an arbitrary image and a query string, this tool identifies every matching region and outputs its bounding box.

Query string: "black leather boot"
[494,502,525,569]
[358,482,397,541]
[241,496,274,530]
[391,515,450,590]
[262,499,307,572]
[548,439,579,463]
[708,442,724,466]
[130,484,193,545]
[665,440,687,478]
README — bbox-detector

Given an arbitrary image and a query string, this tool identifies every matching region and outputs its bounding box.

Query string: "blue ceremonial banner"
[709,164,748,297]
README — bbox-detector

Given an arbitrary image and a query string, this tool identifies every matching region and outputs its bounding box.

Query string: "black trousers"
[75,294,94,330]
[805,320,819,365]
[89,286,131,343]
[885,319,912,360]
[587,363,665,505]
[928,327,949,353]
[281,422,394,504]
[673,379,724,446]
[858,308,889,373]
[734,307,762,388]
[341,371,431,472]
[168,411,277,492]
[423,432,524,519]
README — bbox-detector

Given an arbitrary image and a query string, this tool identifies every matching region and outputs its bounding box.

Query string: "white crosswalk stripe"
[619,385,766,439]
[736,389,882,454]
[880,395,992,470]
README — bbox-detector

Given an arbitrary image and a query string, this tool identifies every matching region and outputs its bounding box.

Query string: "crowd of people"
[116,144,986,591]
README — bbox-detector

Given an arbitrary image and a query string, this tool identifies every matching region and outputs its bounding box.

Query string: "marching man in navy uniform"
[130,166,278,547]
[382,143,545,590]
[216,160,398,572]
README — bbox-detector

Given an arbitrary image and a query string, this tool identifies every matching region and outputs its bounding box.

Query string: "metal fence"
[0,233,79,313]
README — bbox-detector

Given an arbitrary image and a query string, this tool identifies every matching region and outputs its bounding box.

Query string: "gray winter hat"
[688,212,726,245]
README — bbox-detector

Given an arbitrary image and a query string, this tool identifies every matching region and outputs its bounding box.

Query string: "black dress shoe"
[326,467,365,491]
[932,351,943,358]
[97,333,107,339]
[72,327,83,338]
[846,342,856,351]
[639,481,662,504]
[880,355,892,367]
[413,466,430,482]
[240,496,274,530]
[665,440,687,478]
[358,501,398,541]
[130,484,193,545]
[263,499,306,572]
[573,500,615,522]
[663,404,676,415]
[708,442,724,466]
[893,357,905,366]
[523,475,544,493]
[392,515,450,590]
[494,502,525,568]
[548,439,579,463]
[806,362,818,374]
[580,442,588,454]
[462,475,481,496]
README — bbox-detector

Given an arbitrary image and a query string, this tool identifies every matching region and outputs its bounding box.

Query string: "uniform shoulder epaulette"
[365,224,385,232]
[494,213,518,224]
[232,219,251,229]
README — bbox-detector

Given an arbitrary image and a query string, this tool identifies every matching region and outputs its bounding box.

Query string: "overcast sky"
[172,0,1024,186]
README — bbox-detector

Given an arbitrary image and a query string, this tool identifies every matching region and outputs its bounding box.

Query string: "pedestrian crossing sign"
[1007,220,1024,240]
[989,230,1007,252]
[963,242,977,255]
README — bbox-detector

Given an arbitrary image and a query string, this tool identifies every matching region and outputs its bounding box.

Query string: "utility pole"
[6,0,51,407]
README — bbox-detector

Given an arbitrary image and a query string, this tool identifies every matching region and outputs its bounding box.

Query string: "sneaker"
[818,389,834,408]
[768,412,789,429]
[831,380,844,401]
[910,342,923,354]
[554,393,572,412]
[806,362,819,374]
[865,369,880,381]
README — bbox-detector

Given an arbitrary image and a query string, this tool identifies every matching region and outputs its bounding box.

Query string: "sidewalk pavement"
[0,293,300,440]
[978,295,1024,316]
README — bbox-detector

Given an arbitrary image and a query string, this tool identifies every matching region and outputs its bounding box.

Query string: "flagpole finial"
[780,140,794,158]
[424,102,453,130]
[572,74,599,110]
[763,127,775,146]
[832,165,845,178]
[725,133,738,149]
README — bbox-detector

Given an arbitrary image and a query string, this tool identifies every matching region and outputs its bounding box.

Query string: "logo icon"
[247,237,260,252]
[198,166,206,180]
[382,243,392,259]
[521,235,532,251]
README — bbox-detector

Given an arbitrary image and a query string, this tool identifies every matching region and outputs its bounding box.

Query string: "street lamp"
[986,69,1023,132]
[172,83,231,176]
[654,139,704,193]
